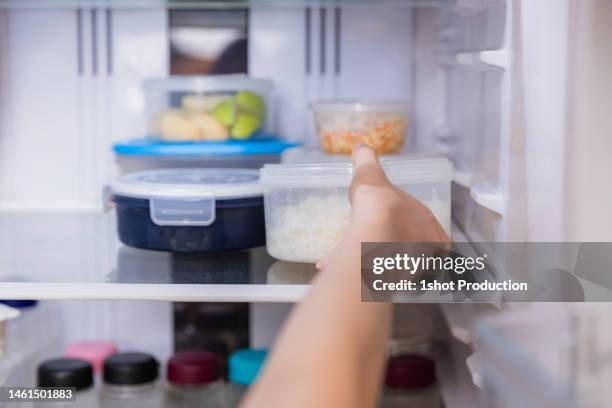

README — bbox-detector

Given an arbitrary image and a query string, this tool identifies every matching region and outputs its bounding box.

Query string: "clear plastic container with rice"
[312,100,410,154]
[260,158,452,264]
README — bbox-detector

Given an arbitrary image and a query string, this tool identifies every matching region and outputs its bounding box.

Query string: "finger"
[351,143,378,168]
[349,145,390,201]
[315,256,328,271]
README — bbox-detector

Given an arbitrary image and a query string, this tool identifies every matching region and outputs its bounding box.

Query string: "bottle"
[222,349,267,407]
[37,358,96,407]
[100,352,162,408]
[380,354,441,408]
[165,350,224,408]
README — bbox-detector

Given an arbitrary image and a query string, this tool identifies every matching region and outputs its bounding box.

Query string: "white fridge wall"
[0,10,81,207]
[0,8,167,209]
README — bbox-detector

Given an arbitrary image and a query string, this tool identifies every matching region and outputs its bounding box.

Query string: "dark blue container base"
[113,195,265,253]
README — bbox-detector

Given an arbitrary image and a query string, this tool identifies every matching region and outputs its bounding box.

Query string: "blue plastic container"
[110,169,265,253]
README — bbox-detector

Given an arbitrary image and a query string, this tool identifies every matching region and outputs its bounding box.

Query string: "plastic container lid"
[311,99,410,113]
[261,157,453,188]
[167,350,221,385]
[38,358,94,390]
[143,74,273,93]
[281,147,443,165]
[228,349,268,386]
[111,169,263,227]
[0,299,38,309]
[385,354,436,390]
[111,168,262,200]
[113,138,300,157]
[65,341,118,374]
[103,352,159,386]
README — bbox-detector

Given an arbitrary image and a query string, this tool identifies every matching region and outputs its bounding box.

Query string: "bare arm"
[243,145,449,408]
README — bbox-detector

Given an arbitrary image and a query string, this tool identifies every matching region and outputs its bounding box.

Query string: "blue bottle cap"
[228,349,268,386]
[0,300,38,309]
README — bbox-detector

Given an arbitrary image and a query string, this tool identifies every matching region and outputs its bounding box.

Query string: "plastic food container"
[144,75,274,142]
[113,138,299,174]
[260,158,452,263]
[312,100,410,154]
[110,168,265,253]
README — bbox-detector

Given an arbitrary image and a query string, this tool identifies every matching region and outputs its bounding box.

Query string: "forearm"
[242,145,446,408]
[243,224,393,408]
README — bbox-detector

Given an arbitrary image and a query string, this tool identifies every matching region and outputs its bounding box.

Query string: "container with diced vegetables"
[312,100,410,154]
[144,75,274,142]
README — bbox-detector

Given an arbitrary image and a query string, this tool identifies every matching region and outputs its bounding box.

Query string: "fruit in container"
[153,90,267,141]
[189,112,230,141]
[236,91,265,118]
[156,109,201,141]
[232,113,261,139]
[212,99,237,127]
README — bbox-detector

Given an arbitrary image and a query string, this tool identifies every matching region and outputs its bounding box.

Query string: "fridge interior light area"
[1,0,612,407]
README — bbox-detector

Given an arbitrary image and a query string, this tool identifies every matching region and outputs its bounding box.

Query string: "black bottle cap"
[38,358,93,390]
[103,352,159,385]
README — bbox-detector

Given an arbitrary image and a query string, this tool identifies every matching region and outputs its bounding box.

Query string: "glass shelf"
[0,210,315,302]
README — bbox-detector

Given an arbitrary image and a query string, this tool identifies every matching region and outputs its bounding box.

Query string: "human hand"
[317,145,449,269]
[348,144,449,242]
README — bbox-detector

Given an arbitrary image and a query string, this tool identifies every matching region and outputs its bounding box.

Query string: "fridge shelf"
[0,210,313,302]
[0,210,463,302]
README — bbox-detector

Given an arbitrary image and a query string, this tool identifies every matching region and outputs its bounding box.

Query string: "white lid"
[111,168,262,200]
[261,156,453,188]
[143,74,273,94]
[282,146,442,165]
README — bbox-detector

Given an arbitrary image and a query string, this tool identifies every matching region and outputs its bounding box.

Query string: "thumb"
[349,144,390,197]
[351,143,379,168]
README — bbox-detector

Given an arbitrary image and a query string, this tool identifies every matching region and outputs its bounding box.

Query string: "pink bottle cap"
[65,341,117,374]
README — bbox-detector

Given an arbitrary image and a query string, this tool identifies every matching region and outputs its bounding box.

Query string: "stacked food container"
[110,90,452,278]
[113,75,299,173]
[260,100,453,268]
[110,75,294,255]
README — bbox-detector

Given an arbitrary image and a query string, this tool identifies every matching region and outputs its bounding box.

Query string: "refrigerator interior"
[0,0,612,406]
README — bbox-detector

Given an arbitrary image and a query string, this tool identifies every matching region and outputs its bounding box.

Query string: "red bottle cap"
[385,354,437,390]
[167,350,221,385]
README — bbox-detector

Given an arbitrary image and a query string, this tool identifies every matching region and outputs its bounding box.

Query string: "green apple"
[212,99,236,127]
[236,91,265,119]
[231,113,261,139]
